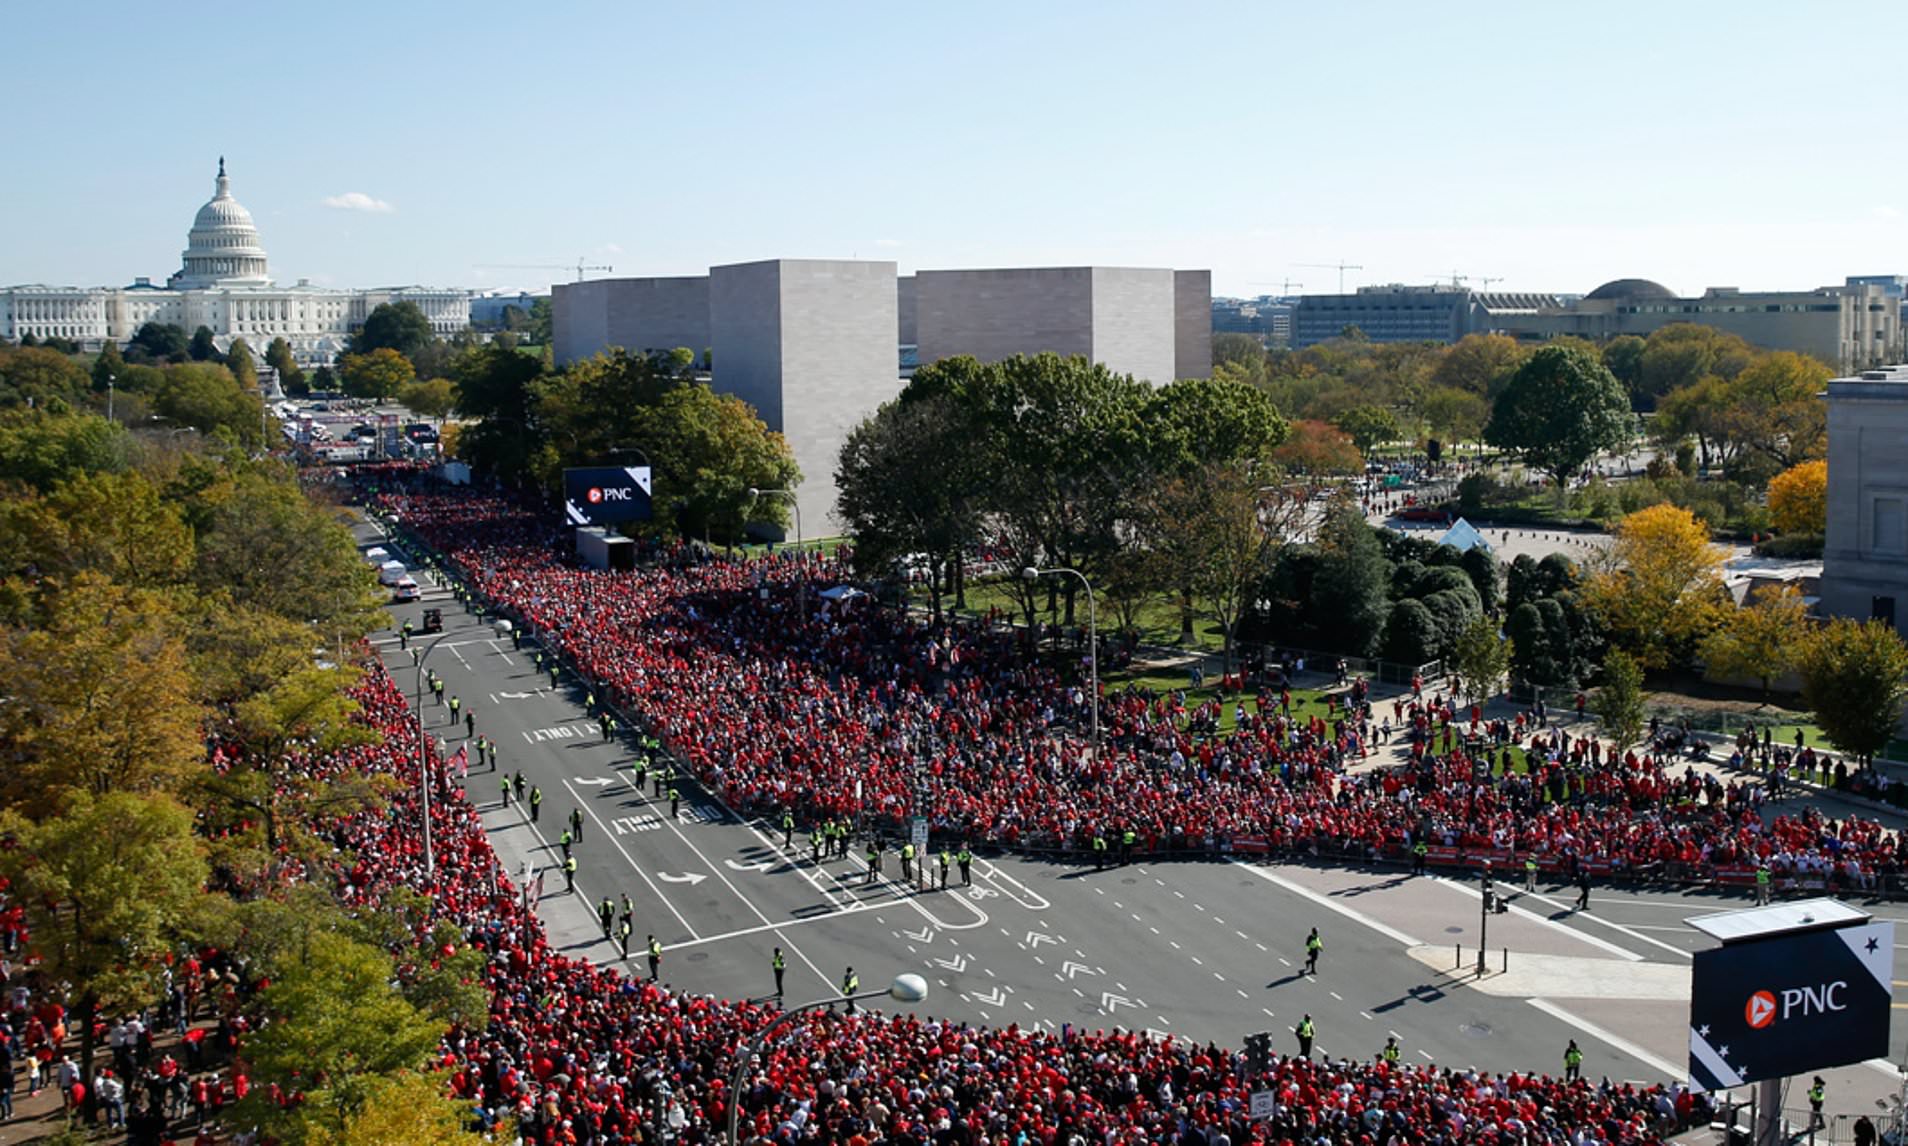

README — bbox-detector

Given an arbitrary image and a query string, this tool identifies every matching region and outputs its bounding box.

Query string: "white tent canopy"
[1437,517,1492,555]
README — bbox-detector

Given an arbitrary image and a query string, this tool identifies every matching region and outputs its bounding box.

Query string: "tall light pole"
[1023,566,1098,761]
[748,487,804,623]
[106,373,115,422]
[727,974,927,1144]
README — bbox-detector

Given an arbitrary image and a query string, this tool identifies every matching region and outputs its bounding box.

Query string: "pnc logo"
[1745,991,1777,1030]
[587,486,633,503]
[1743,982,1847,1030]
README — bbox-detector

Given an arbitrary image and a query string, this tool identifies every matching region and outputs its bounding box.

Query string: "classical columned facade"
[2,160,470,363]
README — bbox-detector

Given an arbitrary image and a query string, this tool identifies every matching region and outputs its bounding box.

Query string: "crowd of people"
[271,636,1711,1142]
[370,480,1908,896]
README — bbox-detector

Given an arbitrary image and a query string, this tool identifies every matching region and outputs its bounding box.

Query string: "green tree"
[1145,375,1289,472]
[1721,351,1830,474]
[1699,586,1810,701]
[1638,323,1755,407]
[1591,648,1648,755]
[155,362,265,447]
[0,574,204,813]
[226,336,258,389]
[190,469,383,634]
[1420,386,1490,445]
[91,339,127,395]
[1797,618,1908,766]
[1383,598,1442,662]
[266,336,306,394]
[0,469,195,590]
[0,344,91,408]
[1585,503,1726,669]
[339,348,416,403]
[634,384,801,543]
[1271,419,1363,476]
[0,409,133,491]
[835,393,985,619]
[128,321,191,363]
[1600,335,1648,408]
[1310,502,1390,656]
[1484,344,1632,486]
[347,300,435,363]
[1431,333,1527,398]
[1460,546,1499,614]
[188,325,221,363]
[302,1070,497,1146]
[526,297,553,345]
[0,791,207,1116]
[231,931,445,1143]
[397,377,457,420]
[1332,404,1401,454]
[1506,601,1560,686]
[1767,460,1828,535]
[448,343,543,480]
[1450,613,1513,705]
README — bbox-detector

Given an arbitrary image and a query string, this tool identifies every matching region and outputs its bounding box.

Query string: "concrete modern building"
[1819,365,1908,632]
[551,276,710,367]
[1499,279,1901,371]
[709,259,901,536]
[913,266,1186,383]
[1173,270,1212,381]
[1292,284,1561,348]
[0,160,469,363]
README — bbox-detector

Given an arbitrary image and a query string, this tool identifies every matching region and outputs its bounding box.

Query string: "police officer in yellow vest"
[1381,1036,1401,1065]
[771,947,786,997]
[957,846,973,886]
[1411,839,1428,876]
[1120,827,1136,866]
[901,841,915,882]
[1092,833,1108,871]
[841,966,860,1013]
[782,810,795,846]
[647,935,662,981]
[1524,856,1538,892]
[1295,1014,1315,1058]
[1809,1077,1826,1130]
[1755,863,1772,905]
[563,854,577,892]
[938,848,951,890]
[1563,1039,1583,1081]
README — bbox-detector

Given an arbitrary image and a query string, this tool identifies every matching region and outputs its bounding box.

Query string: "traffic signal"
[1243,1031,1272,1075]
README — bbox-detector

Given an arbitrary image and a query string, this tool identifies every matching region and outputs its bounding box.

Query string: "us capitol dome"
[1,158,470,366]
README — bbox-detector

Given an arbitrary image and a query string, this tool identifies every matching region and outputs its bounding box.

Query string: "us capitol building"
[0,160,468,364]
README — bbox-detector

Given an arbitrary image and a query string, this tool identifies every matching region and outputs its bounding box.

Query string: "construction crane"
[1249,279,1305,297]
[471,257,614,283]
[1296,261,1364,293]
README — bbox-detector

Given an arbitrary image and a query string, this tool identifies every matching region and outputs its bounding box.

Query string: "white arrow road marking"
[655,871,707,885]
[499,690,537,699]
[1101,992,1132,1013]
[573,777,616,787]
[724,858,771,872]
[904,926,934,943]
[1025,931,1058,948]
[1060,960,1097,979]
[967,985,1010,1008]
[933,953,968,973]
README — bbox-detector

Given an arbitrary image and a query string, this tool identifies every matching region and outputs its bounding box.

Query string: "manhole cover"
[1444,926,1464,934]
[1459,1021,1493,1038]
[687,951,709,962]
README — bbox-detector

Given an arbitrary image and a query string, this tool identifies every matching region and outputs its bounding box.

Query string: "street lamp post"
[1477,866,1491,976]
[748,487,804,623]
[1022,566,1099,761]
[106,374,115,422]
[727,974,927,1145]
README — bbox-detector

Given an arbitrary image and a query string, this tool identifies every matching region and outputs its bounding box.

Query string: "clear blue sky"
[5,1,1901,299]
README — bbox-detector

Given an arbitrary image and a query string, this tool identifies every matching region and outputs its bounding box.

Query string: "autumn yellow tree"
[1586,503,1728,668]
[1767,459,1828,536]
[1699,585,1812,700]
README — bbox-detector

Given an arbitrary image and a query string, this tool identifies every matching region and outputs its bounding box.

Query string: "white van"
[377,560,409,586]
[363,546,390,566]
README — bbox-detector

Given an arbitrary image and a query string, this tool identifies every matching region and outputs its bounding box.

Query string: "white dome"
[170,158,270,289]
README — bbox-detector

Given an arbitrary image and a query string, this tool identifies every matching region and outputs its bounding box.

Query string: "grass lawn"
[907,574,1232,653]
[1099,667,1341,735]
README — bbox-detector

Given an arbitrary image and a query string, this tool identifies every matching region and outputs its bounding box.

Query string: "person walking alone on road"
[1304,927,1322,975]
[1295,1014,1315,1058]
[1575,869,1592,912]
[771,947,785,998]
[570,806,584,843]
[647,936,662,981]
[1563,1039,1583,1082]
[400,618,412,651]
[841,966,860,1013]
[529,785,542,823]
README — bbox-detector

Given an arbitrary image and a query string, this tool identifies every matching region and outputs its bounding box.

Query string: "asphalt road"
[356,517,1908,1114]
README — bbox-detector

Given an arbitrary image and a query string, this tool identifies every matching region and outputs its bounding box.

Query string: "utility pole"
[1477,866,1491,975]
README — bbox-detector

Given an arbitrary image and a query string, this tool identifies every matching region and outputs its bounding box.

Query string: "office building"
[1819,365,1908,632]
[552,276,710,366]
[1501,279,1901,371]
[1292,284,1560,348]
[913,266,1187,384]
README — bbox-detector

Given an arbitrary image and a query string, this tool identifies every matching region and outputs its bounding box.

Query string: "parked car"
[391,576,421,602]
[377,560,409,586]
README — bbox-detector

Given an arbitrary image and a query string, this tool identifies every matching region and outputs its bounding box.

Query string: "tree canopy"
[1484,345,1633,485]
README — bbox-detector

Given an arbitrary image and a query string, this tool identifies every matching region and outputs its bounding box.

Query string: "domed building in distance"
[0,159,468,364]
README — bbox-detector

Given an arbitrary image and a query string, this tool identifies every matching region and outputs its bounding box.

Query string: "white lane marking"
[1360,1012,1374,1022]
[977,860,1050,910]
[1169,941,1181,949]
[1329,991,1343,1001]
[551,780,699,939]
[1230,861,1422,947]
[664,905,878,950]
[1527,998,1682,1081]
[1416,1049,1434,1060]
[1235,930,1250,941]
[1262,1008,1276,1018]
[1150,926,1160,935]
[1517,888,1691,960]
[1191,956,1204,966]
[1437,878,1643,962]
[1254,942,1268,952]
